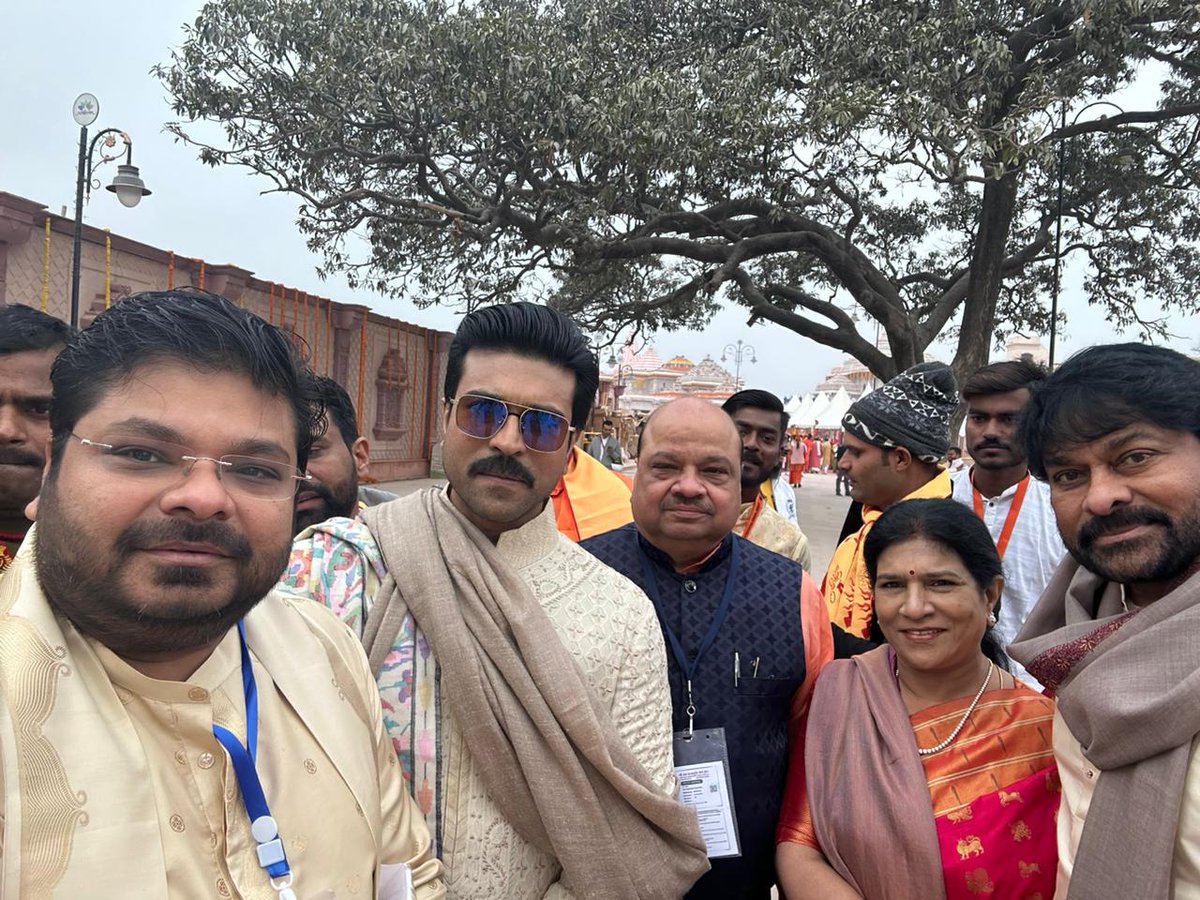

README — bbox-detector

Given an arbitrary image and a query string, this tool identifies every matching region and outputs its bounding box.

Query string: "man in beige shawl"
[1009,343,1200,900]
[279,302,708,899]
[0,292,442,899]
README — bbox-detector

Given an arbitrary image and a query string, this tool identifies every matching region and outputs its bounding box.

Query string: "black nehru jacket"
[582,525,809,900]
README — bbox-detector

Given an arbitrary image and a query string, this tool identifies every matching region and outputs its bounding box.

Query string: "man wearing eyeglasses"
[0,291,443,899]
[280,302,709,899]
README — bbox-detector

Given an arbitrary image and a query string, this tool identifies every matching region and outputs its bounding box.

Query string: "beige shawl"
[1010,560,1200,900]
[359,490,709,899]
[805,646,947,899]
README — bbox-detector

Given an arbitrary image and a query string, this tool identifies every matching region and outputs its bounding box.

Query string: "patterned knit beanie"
[841,362,959,463]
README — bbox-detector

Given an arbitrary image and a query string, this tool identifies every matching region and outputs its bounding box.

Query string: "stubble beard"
[294,474,359,533]
[1071,505,1200,588]
[34,478,291,661]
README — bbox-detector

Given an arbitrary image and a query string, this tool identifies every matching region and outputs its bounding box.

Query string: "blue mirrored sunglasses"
[449,394,575,453]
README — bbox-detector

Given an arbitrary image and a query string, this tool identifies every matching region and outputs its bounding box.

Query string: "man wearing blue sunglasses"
[280,302,709,898]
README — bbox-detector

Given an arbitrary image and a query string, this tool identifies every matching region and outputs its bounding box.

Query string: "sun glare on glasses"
[449,394,575,453]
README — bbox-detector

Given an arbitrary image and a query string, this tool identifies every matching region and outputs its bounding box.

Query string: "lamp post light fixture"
[70,93,151,328]
[721,339,758,390]
[605,352,635,411]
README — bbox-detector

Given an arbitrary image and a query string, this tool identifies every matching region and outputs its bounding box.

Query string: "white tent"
[783,394,806,420]
[814,386,853,430]
[801,391,833,428]
[787,392,815,424]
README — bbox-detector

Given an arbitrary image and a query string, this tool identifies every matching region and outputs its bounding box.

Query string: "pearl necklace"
[896,660,994,756]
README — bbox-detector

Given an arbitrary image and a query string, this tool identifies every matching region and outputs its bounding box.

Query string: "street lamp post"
[605,351,635,411]
[721,339,758,389]
[612,363,634,410]
[70,93,151,328]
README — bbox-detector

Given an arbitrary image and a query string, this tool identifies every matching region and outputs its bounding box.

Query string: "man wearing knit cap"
[824,362,959,638]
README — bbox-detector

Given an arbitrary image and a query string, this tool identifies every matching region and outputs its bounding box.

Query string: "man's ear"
[352,436,371,479]
[25,458,52,521]
[892,446,914,471]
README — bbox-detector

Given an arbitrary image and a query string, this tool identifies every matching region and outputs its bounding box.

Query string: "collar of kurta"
[636,529,734,576]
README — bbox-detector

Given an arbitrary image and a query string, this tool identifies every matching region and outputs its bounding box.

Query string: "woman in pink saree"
[776,498,1057,899]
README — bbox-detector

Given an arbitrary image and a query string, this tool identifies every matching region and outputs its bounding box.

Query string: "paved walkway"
[377,469,851,579]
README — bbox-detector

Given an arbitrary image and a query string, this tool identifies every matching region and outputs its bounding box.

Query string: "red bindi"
[909,570,916,576]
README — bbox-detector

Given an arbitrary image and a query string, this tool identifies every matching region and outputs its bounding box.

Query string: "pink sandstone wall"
[0,191,451,482]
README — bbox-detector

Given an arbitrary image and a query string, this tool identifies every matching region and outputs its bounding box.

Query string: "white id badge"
[378,862,414,900]
[673,727,741,858]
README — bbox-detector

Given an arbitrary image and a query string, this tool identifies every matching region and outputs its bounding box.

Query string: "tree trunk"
[946,169,1022,443]
[953,170,1021,385]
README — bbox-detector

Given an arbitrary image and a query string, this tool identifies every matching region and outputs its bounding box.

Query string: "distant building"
[1004,334,1049,365]
[602,345,739,416]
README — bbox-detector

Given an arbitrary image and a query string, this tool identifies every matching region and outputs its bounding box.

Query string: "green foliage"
[159,0,1200,377]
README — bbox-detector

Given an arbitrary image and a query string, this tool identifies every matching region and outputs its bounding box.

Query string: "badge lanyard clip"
[211,621,298,900]
[684,680,696,738]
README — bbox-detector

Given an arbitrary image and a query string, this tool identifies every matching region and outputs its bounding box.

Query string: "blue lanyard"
[636,537,740,736]
[211,621,294,895]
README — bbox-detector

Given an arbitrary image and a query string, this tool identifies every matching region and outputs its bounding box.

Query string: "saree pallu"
[792,647,1059,899]
[920,693,1059,899]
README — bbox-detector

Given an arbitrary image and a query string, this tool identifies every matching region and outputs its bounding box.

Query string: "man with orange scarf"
[823,362,958,639]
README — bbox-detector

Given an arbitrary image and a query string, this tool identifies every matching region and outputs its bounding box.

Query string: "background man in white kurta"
[280,302,708,899]
[951,359,1065,684]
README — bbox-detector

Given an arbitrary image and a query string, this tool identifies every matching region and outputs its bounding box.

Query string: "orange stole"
[919,687,1059,900]
[552,448,634,541]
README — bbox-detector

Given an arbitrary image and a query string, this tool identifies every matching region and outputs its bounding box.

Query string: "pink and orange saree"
[778,646,1058,899]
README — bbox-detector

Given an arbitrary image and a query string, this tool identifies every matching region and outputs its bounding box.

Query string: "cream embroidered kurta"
[736,496,813,572]
[1052,708,1200,899]
[281,501,679,900]
[0,529,444,900]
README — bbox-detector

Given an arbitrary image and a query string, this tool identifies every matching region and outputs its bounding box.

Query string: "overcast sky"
[4,2,1197,399]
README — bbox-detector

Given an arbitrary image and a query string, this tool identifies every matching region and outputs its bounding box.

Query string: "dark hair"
[721,389,789,434]
[864,498,1009,669]
[961,359,1047,401]
[444,302,599,429]
[311,375,359,450]
[49,290,322,469]
[0,304,75,356]
[1020,343,1200,480]
[602,418,614,426]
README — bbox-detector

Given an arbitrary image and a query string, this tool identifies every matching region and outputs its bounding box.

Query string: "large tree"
[160,0,1200,380]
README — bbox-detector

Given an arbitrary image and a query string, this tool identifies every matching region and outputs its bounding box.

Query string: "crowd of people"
[0,290,1197,900]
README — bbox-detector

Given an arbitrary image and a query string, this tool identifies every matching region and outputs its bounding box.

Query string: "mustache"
[1079,506,1171,548]
[114,519,252,560]
[973,440,1011,452]
[468,453,535,487]
[0,447,43,467]
[300,480,337,506]
[663,496,715,515]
